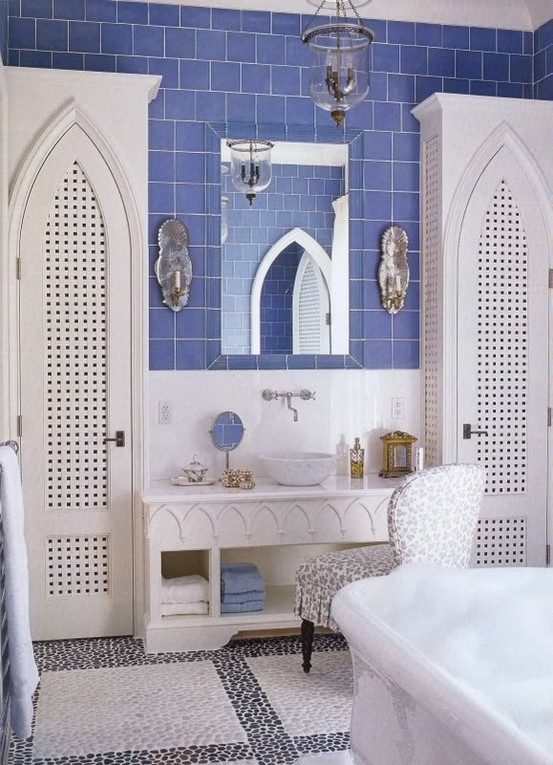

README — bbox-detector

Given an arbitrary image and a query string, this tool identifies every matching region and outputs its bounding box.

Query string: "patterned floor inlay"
[9,634,352,765]
[246,653,352,737]
[33,662,246,759]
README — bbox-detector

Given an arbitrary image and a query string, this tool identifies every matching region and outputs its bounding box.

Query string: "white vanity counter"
[142,473,396,503]
[142,474,398,653]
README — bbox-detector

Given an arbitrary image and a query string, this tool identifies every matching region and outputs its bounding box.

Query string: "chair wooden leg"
[301,618,315,673]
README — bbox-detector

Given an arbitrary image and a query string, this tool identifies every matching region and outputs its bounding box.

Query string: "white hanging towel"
[0,446,39,740]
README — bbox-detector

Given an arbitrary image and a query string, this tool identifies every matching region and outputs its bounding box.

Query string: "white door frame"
[250,227,332,355]
[3,69,160,635]
[442,123,553,565]
[442,123,553,463]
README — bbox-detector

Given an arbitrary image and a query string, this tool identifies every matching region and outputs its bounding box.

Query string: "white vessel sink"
[259,452,336,486]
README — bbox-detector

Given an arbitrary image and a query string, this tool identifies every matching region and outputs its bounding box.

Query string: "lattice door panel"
[297,259,322,353]
[476,180,527,495]
[422,135,441,466]
[47,535,110,597]
[473,517,526,567]
[44,161,108,512]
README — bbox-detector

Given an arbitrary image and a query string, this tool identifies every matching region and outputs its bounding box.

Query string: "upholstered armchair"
[294,463,486,672]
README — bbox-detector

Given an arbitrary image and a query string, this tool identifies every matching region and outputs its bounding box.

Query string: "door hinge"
[17,415,22,438]
[325,312,331,326]
[547,544,551,566]
[549,269,553,289]
[549,407,552,427]
[16,258,21,280]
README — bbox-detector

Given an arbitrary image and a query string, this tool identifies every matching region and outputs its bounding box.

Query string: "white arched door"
[456,145,550,566]
[293,253,330,354]
[17,123,134,639]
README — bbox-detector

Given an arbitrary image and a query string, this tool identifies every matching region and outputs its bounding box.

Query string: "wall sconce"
[221,196,229,244]
[227,139,273,205]
[301,0,374,128]
[377,224,409,314]
[379,430,417,478]
[154,218,192,312]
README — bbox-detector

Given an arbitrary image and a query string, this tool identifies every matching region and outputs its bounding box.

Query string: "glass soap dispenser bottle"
[350,437,364,479]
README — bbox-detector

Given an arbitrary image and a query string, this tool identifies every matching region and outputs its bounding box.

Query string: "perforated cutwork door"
[45,162,108,513]
[293,254,330,354]
[19,125,134,640]
[457,146,549,567]
[475,180,528,497]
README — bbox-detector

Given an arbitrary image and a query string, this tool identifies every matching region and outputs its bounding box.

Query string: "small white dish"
[170,476,216,487]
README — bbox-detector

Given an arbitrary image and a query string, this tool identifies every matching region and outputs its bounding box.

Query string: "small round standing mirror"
[210,411,245,470]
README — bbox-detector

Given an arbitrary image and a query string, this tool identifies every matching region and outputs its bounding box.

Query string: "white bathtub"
[330,563,553,765]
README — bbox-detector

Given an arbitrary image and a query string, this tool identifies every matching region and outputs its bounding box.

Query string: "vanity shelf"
[142,475,397,653]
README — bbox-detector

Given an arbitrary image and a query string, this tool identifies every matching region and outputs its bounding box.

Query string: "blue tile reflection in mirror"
[210,411,245,451]
[205,122,365,371]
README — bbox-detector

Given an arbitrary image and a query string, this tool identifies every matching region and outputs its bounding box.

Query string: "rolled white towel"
[161,601,209,616]
[161,574,209,605]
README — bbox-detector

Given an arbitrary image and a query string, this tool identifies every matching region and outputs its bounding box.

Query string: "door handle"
[462,423,488,440]
[104,430,125,447]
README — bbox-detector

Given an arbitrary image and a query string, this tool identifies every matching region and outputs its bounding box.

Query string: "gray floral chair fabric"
[294,463,486,672]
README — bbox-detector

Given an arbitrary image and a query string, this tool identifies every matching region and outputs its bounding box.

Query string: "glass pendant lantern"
[302,0,374,127]
[227,139,274,205]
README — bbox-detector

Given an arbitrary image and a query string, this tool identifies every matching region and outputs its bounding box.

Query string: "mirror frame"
[210,410,245,452]
[205,121,365,371]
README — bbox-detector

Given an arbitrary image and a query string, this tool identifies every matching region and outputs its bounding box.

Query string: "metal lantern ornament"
[227,139,274,205]
[379,431,417,478]
[302,0,374,127]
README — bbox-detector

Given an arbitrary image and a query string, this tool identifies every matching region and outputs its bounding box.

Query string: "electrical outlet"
[158,401,171,425]
[391,397,405,419]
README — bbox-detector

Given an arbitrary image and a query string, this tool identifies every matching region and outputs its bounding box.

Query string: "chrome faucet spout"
[286,392,299,422]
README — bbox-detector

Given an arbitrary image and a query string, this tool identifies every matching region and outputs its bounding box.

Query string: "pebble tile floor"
[8,633,352,765]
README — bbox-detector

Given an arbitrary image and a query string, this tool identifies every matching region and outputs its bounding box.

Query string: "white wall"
[147,368,422,484]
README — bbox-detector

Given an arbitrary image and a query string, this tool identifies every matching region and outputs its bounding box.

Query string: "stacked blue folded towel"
[220,562,265,613]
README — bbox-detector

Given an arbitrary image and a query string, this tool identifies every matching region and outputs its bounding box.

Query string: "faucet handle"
[262,389,278,401]
[300,389,316,400]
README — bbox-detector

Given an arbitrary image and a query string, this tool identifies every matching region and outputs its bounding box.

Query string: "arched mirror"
[210,411,244,470]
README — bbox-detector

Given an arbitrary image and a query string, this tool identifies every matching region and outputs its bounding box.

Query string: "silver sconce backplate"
[155,218,192,312]
[378,225,409,314]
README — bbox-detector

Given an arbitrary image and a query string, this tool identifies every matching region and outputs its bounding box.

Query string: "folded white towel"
[161,601,209,616]
[161,574,209,604]
[0,446,39,740]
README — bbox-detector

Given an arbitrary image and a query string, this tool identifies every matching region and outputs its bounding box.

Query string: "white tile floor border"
[33,661,247,759]
[294,752,354,765]
[246,651,353,737]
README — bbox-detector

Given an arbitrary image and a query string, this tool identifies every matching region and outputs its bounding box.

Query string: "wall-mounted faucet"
[262,389,316,422]
[285,392,298,422]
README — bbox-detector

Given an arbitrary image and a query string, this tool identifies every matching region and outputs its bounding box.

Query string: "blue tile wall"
[535,19,553,99]
[6,2,552,370]
[0,0,6,62]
